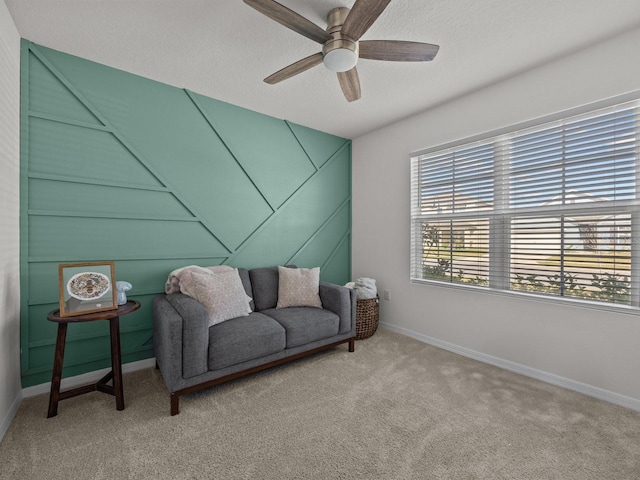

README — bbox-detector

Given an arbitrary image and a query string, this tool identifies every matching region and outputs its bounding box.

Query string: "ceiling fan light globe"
[323,48,358,72]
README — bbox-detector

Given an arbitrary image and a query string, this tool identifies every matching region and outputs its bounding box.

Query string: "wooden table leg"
[47,323,68,418]
[109,316,125,410]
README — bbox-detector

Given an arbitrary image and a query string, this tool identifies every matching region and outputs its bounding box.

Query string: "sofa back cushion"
[249,266,280,311]
[237,268,254,311]
[248,265,298,311]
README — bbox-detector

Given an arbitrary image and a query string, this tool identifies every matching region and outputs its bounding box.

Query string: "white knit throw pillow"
[276,266,322,309]
[187,269,250,326]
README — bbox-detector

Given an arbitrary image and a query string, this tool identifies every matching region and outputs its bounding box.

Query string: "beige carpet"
[1,328,639,479]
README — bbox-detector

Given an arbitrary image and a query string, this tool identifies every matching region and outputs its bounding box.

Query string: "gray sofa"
[153,266,356,415]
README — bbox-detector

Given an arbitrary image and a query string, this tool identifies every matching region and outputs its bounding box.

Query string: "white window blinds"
[411,99,640,309]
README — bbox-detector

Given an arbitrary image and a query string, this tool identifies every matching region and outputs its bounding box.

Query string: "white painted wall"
[0,0,22,440]
[352,26,640,407]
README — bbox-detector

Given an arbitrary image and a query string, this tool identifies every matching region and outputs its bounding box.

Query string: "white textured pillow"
[276,266,322,309]
[187,269,250,326]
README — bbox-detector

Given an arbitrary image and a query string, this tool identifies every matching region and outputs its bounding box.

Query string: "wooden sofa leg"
[349,338,355,352]
[170,393,180,416]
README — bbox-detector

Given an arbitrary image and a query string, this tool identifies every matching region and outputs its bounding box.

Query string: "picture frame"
[58,262,118,317]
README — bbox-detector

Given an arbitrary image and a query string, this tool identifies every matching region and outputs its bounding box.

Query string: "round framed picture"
[58,262,118,317]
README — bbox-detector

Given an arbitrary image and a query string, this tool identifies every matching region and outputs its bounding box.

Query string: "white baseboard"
[0,390,23,443]
[380,322,640,412]
[22,357,157,398]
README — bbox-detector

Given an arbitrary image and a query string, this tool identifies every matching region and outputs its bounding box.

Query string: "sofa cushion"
[250,265,299,311]
[208,312,286,370]
[248,266,279,311]
[188,269,250,326]
[262,307,339,348]
[237,268,254,312]
[276,266,322,309]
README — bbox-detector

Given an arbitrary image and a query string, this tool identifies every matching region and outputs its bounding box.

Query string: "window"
[410,99,640,309]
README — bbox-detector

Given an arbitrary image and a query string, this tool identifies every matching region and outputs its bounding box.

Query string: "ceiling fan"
[244,0,440,102]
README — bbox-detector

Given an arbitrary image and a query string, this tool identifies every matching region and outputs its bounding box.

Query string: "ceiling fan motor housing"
[322,7,358,72]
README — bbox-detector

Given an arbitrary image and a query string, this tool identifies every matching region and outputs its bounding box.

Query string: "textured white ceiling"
[6,0,640,139]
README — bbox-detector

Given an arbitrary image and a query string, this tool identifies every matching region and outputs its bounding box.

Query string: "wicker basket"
[355,296,379,340]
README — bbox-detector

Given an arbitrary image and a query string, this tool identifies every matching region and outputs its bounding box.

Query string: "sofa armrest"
[319,282,356,335]
[152,295,183,392]
[153,293,209,382]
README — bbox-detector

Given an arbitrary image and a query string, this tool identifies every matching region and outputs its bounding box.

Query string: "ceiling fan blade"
[337,67,361,102]
[244,0,331,44]
[264,52,324,84]
[359,40,440,61]
[341,0,392,41]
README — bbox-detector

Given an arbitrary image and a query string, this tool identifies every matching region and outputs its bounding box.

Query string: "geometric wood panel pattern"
[19,41,351,387]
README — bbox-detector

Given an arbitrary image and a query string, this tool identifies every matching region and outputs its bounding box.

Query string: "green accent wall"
[19,41,352,387]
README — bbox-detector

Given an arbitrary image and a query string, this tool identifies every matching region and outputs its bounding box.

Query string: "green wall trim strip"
[27,209,199,220]
[28,111,111,131]
[27,255,230,264]
[28,323,151,349]
[28,172,173,192]
[20,40,352,387]
[20,39,32,375]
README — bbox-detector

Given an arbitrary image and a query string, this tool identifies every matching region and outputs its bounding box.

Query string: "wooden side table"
[46,299,141,418]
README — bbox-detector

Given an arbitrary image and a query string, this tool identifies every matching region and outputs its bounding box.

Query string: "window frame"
[410,92,640,315]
